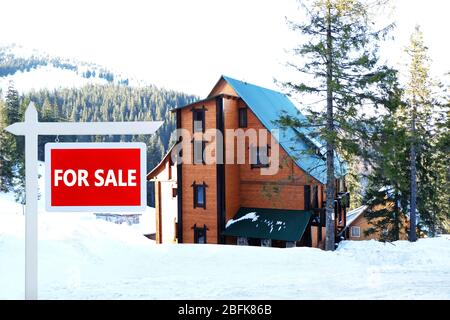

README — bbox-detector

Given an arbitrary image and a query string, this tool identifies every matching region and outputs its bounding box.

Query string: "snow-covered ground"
[0,163,449,299]
[1,191,449,300]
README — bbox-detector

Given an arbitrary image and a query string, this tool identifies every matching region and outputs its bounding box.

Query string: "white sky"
[0,0,449,96]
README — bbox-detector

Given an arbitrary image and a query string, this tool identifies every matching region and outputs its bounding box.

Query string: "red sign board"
[45,143,146,212]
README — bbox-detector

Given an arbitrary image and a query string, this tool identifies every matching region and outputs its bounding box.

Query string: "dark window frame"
[192,106,206,133]
[238,108,248,128]
[250,144,270,169]
[304,185,311,210]
[312,185,319,209]
[192,181,207,209]
[193,224,208,244]
[192,139,206,165]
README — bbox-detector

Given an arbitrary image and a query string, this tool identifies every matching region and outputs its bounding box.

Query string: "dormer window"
[238,108,248,128]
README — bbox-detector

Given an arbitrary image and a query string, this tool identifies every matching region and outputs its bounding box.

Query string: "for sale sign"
[45,142,147,212]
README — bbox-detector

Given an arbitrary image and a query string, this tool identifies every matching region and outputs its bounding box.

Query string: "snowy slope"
[0,44,146,93]
[0,65,109,93]
[1,188,450,299]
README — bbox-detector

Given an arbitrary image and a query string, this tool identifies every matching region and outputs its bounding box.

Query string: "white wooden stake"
[24,104,38,300]
[4,102,163,300]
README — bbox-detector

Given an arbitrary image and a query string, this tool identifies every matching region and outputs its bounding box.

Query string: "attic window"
[250,145,270,169]
[238,108,248,128]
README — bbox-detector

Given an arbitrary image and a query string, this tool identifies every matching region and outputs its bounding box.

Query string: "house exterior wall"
[218,81,324,247]
[223,97,241,224]
[349,203,409,241]
[234,102,322,211]
[152,158,177,244]
[348,214,379,241]
[179,98,218,244]
[160,180,178,243]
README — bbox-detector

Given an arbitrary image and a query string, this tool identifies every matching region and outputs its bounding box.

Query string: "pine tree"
[364,109,410,241]
[0,99,15,192]
[365,27,449,240]
[5,83,25,202]
[403,26,437,241]
[281,0,397,250]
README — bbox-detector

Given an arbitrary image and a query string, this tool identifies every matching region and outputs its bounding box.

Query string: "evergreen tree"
[4,83,25,202]
[364,109,410,241]
[0,99,15,192]
[402,26,445,240]
[281,0,397,250]
[364,27,449,240]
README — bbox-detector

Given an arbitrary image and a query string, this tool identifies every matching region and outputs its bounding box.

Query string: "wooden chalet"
[147,76,349,248]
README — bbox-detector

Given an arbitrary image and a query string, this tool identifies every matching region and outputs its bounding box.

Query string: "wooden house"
[147,76,349,248]
[343,203,409,241]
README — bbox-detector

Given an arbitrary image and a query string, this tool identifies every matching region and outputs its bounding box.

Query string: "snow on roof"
[346,205,368,227]
[225,211,259,228]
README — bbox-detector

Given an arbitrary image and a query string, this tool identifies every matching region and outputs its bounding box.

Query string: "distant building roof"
[346,205,369,227]
[147,144,175,180]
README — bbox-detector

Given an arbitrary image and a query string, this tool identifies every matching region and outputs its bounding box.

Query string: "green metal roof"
[219,76,347,184]
[222,207,313,242]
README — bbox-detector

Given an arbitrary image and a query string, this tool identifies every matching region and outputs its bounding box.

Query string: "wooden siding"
[237,103,322,210]
[209,78,238,97]
[150,154,178,244]
[155,181,162,243]
[180,99,218,244]
[223,97,241,223]
[349,203,408,241]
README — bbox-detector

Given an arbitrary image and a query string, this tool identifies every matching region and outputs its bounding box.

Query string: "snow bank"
[1,177,449,299]
[1,194,449,300]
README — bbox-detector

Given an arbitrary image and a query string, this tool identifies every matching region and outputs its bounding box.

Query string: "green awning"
[222,207,313,242]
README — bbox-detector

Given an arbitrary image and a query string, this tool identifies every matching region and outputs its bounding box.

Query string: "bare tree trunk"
[410,101,417,242]
[325,3,336,251]
[393,194,399,241]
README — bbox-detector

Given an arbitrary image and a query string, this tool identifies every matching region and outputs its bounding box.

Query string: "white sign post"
[4,102,163,300]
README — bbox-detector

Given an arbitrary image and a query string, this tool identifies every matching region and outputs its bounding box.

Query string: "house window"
[238,108,247,128]
[312,185,319,209]
[193,140,205,164]
[193,224,207,244]
[192,108,205,133]
[351,226,361,238]
[250,145,270,168]
[304,185,311,210]
[192,182,207,209]
[172,187,177,198]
